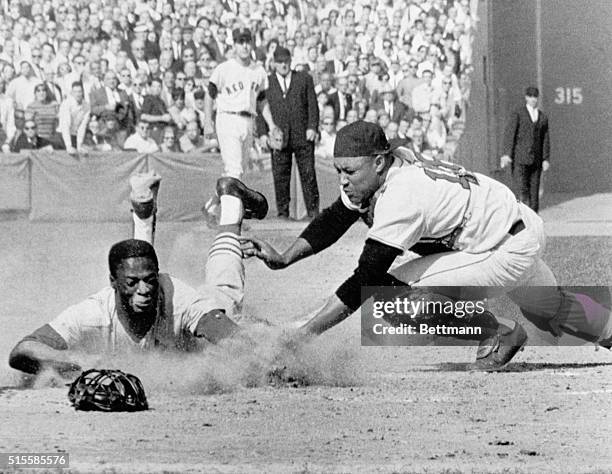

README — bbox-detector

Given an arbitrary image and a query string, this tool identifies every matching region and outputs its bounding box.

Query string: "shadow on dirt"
[428,361,612,372]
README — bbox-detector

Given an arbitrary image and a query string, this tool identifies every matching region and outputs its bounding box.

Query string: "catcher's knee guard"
[194,309,240,343]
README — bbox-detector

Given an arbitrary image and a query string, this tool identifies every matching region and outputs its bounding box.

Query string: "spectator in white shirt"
[0,79,16,151]
[7,61,40,110]
[179,120,218,153]
[123,119,159,153]
[315,117,336,161]
[412,69,436,114]
[58,81,90,153]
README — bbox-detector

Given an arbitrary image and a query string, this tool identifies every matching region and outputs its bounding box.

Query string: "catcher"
[242,121,612,370]
[8,171,269,378]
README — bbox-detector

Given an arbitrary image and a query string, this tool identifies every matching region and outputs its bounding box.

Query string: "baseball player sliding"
[202,27,282,224]
[241,121,612,370]
[8,171,269,377]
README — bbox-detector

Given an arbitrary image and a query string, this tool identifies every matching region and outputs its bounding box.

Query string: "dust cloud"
[2,324,365,394]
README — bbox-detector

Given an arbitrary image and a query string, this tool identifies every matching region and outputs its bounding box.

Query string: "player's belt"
[222,110,255,118]
[508,219,525,236]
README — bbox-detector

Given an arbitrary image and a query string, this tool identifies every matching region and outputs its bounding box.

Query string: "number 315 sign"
[554,87,583,105]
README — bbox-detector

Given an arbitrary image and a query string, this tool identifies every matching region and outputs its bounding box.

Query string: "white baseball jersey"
[48,273,221,353]
[210,58,268,114]
[368,157,520,253]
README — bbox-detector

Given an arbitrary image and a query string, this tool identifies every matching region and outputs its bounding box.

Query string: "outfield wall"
[458,0,612,192]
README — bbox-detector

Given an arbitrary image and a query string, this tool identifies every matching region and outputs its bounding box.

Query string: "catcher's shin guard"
[552,291,611,343]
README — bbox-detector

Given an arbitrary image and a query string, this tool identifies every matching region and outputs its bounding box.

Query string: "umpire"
[262,46,320,220]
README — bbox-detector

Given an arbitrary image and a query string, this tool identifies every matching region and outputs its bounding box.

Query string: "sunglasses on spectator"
[163,135,174,140]
[32,54,42,59]
[323,121,334,126]
[25,125,37,130]
[443,80,452,85]
[176,75,186,81]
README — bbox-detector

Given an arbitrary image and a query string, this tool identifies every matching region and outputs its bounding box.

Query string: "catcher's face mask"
[68,369,149,412]
[111,257,160,318]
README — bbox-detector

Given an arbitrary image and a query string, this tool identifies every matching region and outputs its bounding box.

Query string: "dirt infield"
[0,218,611,473]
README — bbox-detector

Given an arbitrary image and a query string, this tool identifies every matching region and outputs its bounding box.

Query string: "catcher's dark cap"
[232,27,252,43]
[334,121,400,158]
[525,86,539,97]
[273,46,291,62]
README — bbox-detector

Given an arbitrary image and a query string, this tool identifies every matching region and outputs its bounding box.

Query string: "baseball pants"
[216,112,254,179]
[388,203,611,342]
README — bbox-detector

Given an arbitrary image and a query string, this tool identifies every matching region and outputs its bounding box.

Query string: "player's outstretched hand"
[239,236,287,269]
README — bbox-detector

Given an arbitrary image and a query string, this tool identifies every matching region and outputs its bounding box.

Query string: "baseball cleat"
[130,171,161,219]
[471,321,528,371]
[216,177,268,220]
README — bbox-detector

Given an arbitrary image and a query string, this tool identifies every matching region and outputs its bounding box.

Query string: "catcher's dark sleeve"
[21,324,69,350]
[299,197,362,254]
[336,239,406,311]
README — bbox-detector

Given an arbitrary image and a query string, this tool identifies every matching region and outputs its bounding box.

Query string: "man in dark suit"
[327,75,353,122]
[371,84,414,124]
[90,70,136,132]
[11,119,53,152]
[501,86,550,212]
[262,46,320,219]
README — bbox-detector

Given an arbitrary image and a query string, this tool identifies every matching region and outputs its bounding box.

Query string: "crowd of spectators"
[0,0,476,160]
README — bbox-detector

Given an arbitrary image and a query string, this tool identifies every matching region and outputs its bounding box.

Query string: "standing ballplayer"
[203,27,281,222]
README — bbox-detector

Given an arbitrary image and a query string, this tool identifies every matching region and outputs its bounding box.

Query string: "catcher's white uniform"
[365,155,611,341]
[210,58,269,178]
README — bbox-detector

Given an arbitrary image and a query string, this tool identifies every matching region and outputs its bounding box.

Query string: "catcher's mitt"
[67,369,149,412]
[268,127,285,151]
